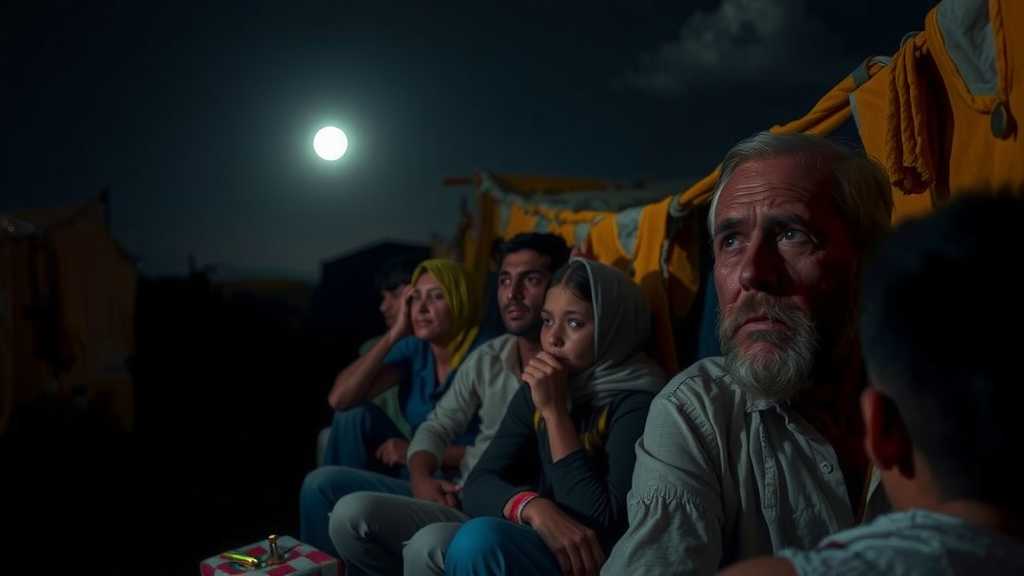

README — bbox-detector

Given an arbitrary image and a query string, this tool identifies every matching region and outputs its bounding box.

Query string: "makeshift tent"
[0,194,137,433]
[675,0,1024,222]
[455,0,1021,376]
[450,173,701,375]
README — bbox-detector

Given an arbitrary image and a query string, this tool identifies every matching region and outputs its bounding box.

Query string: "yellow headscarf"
[410,259,482,370]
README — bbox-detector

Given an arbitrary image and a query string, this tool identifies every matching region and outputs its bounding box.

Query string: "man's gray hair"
[707,132,894,249]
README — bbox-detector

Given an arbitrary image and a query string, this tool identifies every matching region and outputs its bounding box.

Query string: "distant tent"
[0,194,137,433]
[312,241,432,368]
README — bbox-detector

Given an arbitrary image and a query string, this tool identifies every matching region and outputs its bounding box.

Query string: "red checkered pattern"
[200,536,341,576]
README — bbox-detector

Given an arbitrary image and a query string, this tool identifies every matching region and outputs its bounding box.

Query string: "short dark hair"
[374,255,420,292]
[859,194,1024,507]
[495,233,570,274]
[550,259,592,304]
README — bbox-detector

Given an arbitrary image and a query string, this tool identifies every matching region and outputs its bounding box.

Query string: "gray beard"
[719,294,820,402]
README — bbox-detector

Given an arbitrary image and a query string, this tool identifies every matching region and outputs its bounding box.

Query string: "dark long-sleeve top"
[461,384,656,549]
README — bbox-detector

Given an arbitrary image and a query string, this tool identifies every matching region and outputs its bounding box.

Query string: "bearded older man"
[602,132,894,575]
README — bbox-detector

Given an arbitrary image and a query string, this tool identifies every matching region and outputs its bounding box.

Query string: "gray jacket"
[407,333,523,483]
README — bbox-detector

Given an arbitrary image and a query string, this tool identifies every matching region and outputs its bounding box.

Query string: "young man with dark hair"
[722,195,1024,575]
[367,255,422,352]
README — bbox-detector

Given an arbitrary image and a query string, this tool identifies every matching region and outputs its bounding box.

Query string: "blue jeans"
[322,402,407,471]
[445,517,561,575]
[301,403,410,557]
[299,466,412,558]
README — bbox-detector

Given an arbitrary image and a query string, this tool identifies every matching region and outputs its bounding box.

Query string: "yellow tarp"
[855,0,1024,222]
[462,179,697,374]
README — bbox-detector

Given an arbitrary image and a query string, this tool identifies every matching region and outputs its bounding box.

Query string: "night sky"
[3,1,933,280]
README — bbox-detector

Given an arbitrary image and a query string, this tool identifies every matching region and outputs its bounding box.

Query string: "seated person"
[444,258,666,576]
[317,255,420,466]
[327,233,570,575]
[360,255,424,438]
[301,259,482,556]
[603,133,894,575]
[721,196,1024,575]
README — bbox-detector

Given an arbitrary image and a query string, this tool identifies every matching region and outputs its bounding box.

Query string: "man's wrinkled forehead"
[715,156,834,222]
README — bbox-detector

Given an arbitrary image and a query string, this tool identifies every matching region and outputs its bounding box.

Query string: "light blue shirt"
[604,357,889,575]
[778,509,1024,575]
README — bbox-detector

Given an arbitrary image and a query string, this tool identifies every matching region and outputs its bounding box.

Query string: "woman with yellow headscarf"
[301,259,484,558]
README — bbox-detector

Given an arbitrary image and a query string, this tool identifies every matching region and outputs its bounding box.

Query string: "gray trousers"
[329,491,469,576]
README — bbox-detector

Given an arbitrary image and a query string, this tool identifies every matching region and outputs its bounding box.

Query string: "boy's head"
[375,255,420,329]
[859,194,1024,511]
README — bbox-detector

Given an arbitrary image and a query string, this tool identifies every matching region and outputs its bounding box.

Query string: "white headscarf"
[564,258,666,406]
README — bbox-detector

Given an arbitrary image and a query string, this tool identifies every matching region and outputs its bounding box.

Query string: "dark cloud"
[618,0,842,97]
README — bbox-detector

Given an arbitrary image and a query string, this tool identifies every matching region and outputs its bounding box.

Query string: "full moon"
[313,126,348,161]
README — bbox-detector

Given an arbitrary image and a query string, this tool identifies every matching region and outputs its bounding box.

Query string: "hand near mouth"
[522,351,570,415]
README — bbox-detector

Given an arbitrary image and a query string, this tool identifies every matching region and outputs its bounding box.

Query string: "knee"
[445,518,510,568]
[300,467,337,505]
[405,522,461,574]
[300,466,373,513]
[328,491,379,546]
[331,491,377,527]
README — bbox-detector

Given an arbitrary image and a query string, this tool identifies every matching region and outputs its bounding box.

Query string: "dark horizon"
[3,1,934,279]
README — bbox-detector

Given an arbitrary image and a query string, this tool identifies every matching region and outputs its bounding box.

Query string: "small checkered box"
[200,535,340,576]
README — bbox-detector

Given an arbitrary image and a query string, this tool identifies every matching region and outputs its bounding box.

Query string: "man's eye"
[780,229,811,243]
[718,234,740,251]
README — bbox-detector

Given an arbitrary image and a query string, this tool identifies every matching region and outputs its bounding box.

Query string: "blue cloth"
[777,509,1024,575]
[321,402,408,471]
[383,336,455,435]
[696,268,722,360]
[323,336,480,468]
[445,517,561,576]
[300,466,412,558]
[309,335,488,558]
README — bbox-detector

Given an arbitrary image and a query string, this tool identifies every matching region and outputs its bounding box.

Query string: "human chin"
[413,321,441,341]
[550,348,591,375]
[503,312,540,336]
[724,326,817,401]
[733,328,790,357]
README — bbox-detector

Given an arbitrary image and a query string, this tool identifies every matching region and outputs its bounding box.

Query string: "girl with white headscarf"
[446,257,666,576]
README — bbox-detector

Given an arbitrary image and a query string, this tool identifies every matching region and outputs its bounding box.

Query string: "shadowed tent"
[0,192,137,434]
